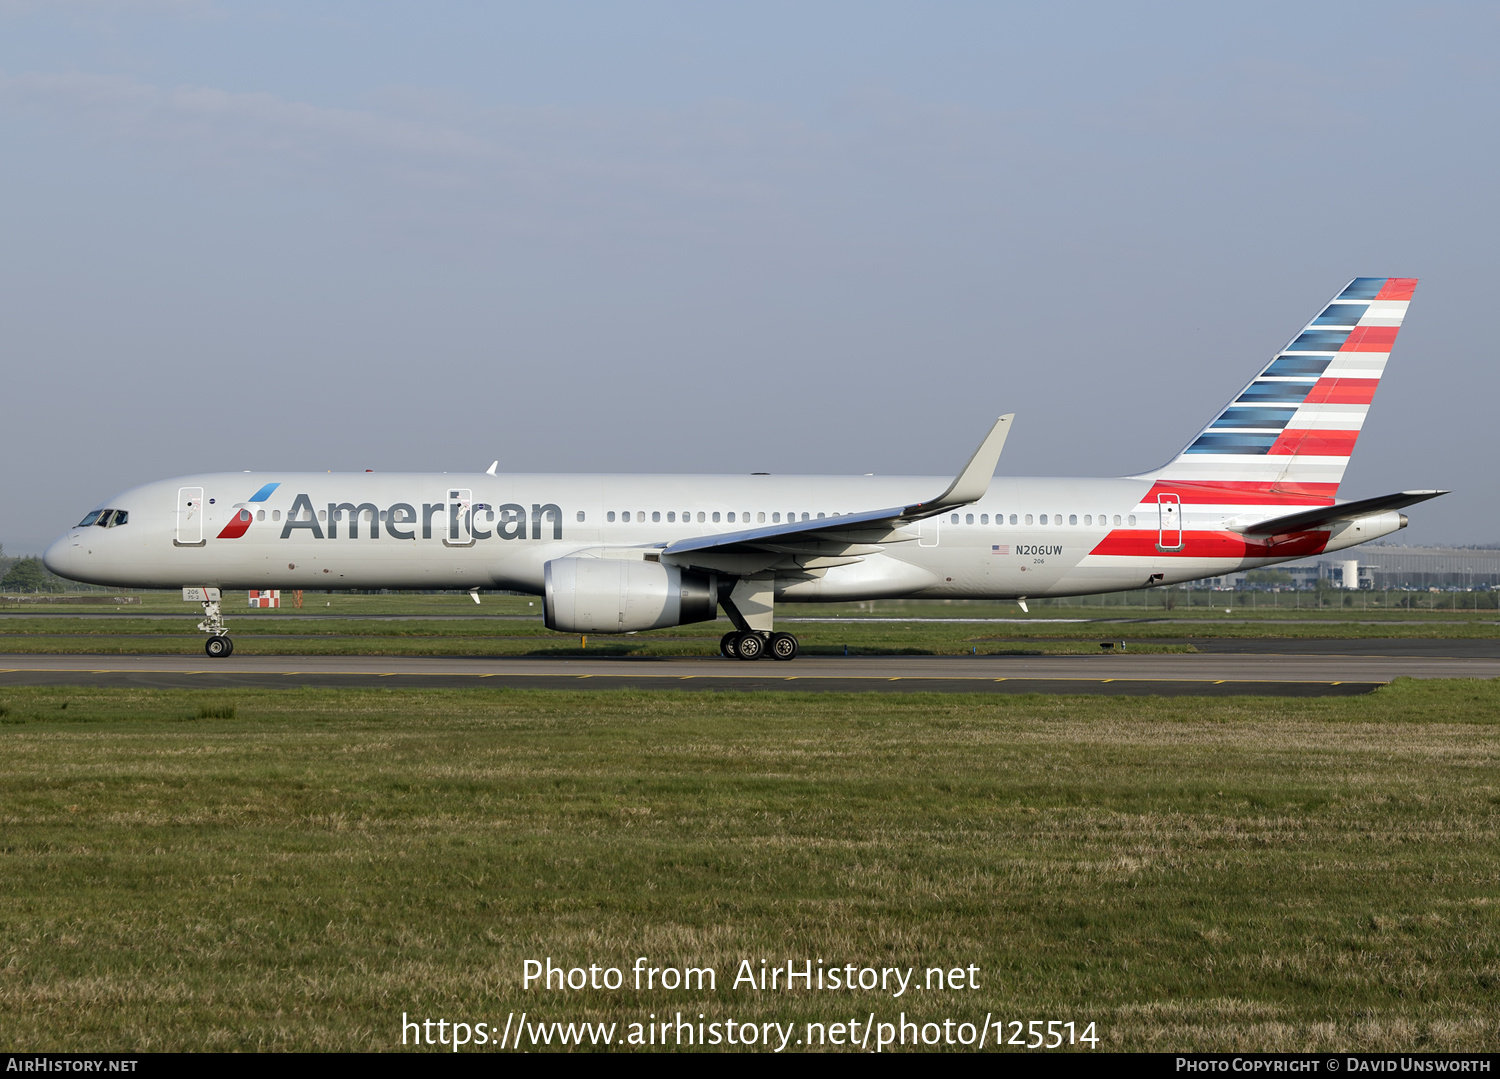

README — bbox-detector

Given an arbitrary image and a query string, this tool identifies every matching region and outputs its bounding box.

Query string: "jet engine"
[543,557,719,633]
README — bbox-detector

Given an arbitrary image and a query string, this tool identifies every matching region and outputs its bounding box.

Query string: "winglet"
[485,461,498,476]
[905,414,1013,516]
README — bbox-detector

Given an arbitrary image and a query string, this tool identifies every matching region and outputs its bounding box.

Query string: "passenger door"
[1157,493,1183,551]
[445,488,474,547]
[175,486,205,547]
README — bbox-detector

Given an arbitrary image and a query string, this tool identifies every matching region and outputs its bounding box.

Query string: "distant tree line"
[0,546,67,593]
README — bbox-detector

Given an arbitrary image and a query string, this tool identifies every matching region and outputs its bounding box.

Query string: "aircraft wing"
[1236,489,1448,536]
[660,415,1012,575]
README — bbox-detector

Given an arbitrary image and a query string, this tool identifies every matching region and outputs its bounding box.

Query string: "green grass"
[0,588,1496,658]
[2,681,1498,1051]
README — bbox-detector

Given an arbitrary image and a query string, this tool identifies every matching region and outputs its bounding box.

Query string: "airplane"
[43,277,1445,661]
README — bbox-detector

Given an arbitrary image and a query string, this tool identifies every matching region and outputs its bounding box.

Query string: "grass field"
[3,680,1498,1051]
[0,591,1496,658]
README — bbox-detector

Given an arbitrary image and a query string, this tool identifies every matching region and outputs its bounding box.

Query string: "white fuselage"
[42,470,1400,610]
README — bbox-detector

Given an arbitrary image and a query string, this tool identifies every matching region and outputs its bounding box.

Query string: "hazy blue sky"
[3,1,1496,553]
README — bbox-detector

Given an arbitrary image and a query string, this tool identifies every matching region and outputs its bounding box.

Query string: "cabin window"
[697,511,706,523]
[1112,514,1121,525]
[712,511,720,523]
[743,511,751,521]
[758,512,766,523]
[980,513,988,524]
[800,512,808,521]
[965,513,974,524]
[272,510,281,522]
[607,511,616,522]
[576,511,586,522]
[318,510,326,521]
[1128,515,1137,526]
[727,512,735,523]
[772,512,781,523]
[1083,514,1091,525]
[667,511,676,522]
[1069,514,1077,525]
[1009,514,1018,525]
[1039,514,1048,525]
[1025,514,1033,525]
[652,511,661,522]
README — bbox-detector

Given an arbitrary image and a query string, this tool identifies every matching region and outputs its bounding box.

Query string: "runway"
[3,651,1497,695]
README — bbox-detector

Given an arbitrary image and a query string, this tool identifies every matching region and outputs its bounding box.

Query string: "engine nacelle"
[543,557,719,633]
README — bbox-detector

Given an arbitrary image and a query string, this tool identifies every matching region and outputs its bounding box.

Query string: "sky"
[2,1,1496,554]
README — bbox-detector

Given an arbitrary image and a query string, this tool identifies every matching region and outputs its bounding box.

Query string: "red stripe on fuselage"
[1304,378,1378,405]
[1341,326,1398,352]
[1374,278,1417,301]
[1141,481,1338,506]
[1088,528,1331,559]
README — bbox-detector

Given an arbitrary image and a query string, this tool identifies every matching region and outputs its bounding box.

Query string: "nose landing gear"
[184,588,235,658]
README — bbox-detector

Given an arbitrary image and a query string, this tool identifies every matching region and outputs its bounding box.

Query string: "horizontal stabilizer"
[1238,490,1448,535]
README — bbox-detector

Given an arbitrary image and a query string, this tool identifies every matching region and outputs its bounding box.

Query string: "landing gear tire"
[769,632,798,661]
[205,635,232,658]
[734,631,765,661]
[720,632,740,659]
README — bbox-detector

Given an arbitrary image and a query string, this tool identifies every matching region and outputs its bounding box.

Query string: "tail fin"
[1143,277,1416,500]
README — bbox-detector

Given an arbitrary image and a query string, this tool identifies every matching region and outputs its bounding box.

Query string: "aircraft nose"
[42,533,80,579]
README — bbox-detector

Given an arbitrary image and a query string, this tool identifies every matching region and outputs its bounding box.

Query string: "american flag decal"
[992,544,1010,555]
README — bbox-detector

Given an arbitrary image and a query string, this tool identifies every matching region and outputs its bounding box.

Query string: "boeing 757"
[43,277,1444,660]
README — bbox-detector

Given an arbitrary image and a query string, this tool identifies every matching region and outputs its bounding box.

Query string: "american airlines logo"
[277,494,564,541]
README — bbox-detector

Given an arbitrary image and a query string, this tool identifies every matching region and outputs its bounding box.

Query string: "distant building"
[1244,546,1500,590]
[1192,546,1500,590]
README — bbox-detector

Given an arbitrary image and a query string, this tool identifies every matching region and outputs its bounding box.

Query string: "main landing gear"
[720,630,798,662]
[719,577,797,661]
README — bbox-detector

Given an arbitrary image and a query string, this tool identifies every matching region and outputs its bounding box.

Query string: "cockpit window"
[78,508,128,528]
